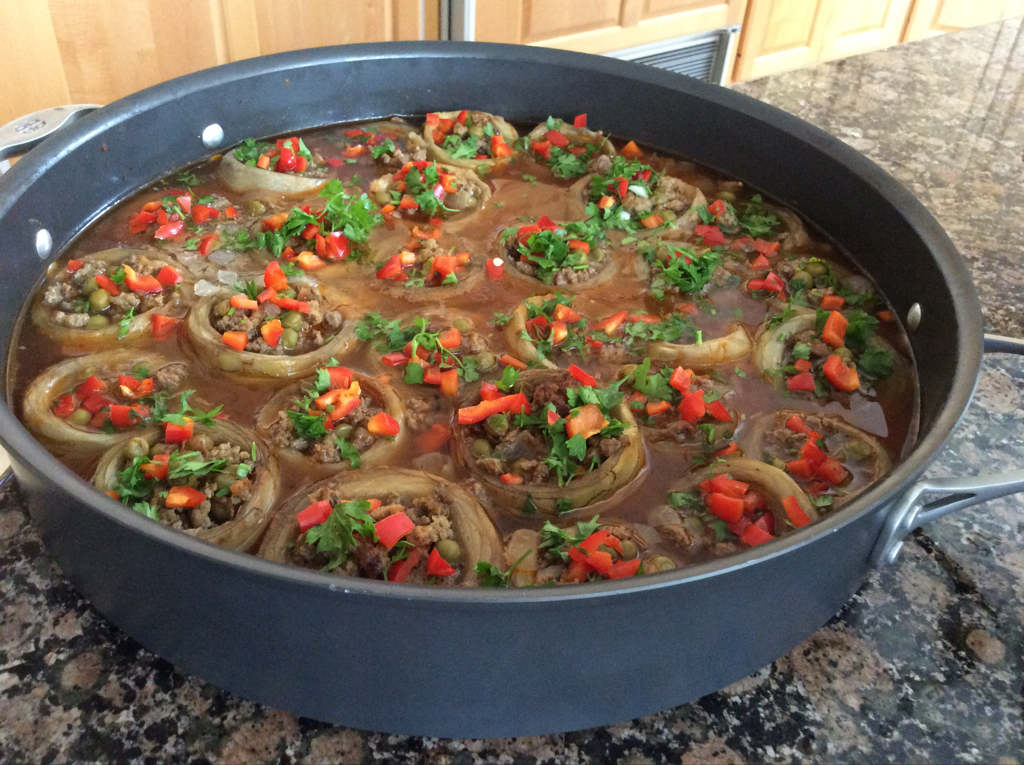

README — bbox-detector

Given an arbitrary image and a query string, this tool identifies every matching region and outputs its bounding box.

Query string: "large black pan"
[2,43,1022,738]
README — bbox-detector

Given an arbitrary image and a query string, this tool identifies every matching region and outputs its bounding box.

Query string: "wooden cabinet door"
[0,0,437,127]
[475,0,747,54]
[819,0,914,61]
[904,0,1024,41]
[732,0,831,81]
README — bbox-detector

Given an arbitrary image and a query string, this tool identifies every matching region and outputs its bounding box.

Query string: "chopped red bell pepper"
[816,456,848,485]
[620,140,642,158]
[95,274,121,297]
[221,331,249,351]
[78,375,106,397]
[645,400,671,417]
[154,220,185,240]
[751,254,771,269]
[709,475,749,498]
[387,548,421,583]
[66,259,84,273]
[820,294,845,310]
[823,354,860,392]
[715,442,740,457]
[706,400,731,421]
[164,417,194,443]
[53,394,76,418]
[325,367,353,389]
[261,319,284,347]
[499,354,527,371]
[568,364,596,387]
[593,310,627,335]
[230,294,258,311]
[821,311,848,348]
[782,495,811,527]
[786,372,816,392]
[695,225,728,247]
[679,389,706,422]
[752,239,780,256]
[605,557,642,579]
[706,493,744,523]
[457,393,531,425]
[377,254,405,280]
[297,499,333,533]
[124,266,164,294]
[426,548,456,577]
[140,454,170,481]
[367,412,400,437]
[375,512,414,549]
[669,366,692,393]
[793,359,812,373]
[500,473,523,485]
[197,232,219,257]
[165,486,207,509]
[545,130,569,149]
[573,113,587,128]
[786,459,817,480]
[740,524,774,547]
[479,382,501,401]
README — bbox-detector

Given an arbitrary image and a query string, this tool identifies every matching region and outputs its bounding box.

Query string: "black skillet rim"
[0,41,982,603]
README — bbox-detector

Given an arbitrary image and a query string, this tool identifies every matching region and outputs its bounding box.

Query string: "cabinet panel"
[821,0,914,60]
[521,0,622,43]
[904,0,1024,41]
[477,0,745,54]
[733,0,828,81]
[0,2,70,125]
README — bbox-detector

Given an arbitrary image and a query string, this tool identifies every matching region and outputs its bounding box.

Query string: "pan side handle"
[0,105,99,172]
[870,333,1024,565]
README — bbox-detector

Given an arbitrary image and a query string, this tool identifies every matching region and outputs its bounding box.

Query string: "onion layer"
[185,292,357,379]
[423,111,519,171]
[32,248,186,351]
[92,420,279,552]
[744,409,892,508]
[255,371,407,473]
[752,310,817,374]
[22,350,180,453]
[451,370,646,516]
[219,150,327,196]
[663,456,818,534]
[647,323,752,369]
[257,468,503,585]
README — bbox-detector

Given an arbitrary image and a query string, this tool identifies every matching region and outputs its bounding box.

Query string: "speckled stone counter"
[3,20,1024,765]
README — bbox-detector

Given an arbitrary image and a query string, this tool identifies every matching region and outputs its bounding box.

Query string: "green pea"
[214,299,232,317]
[835,346,854,364]
[334,423,353,440]
[597,543,619,560]
[86,315,110,328]
[771,457,787,471]
[619,539,638,560]
[281,311,304,330]
[718,190,736,203]
[218,352,242,372]
[187,434,215,453]
[804,261,827,277]
[83,277,99,295]
[69,409,92,427]
[485,413,508,438]
[474,351,496,371]
[470,438,493,458]
[125,437,150,459]
[435,539,462,565]
[468,125,484,138]
[246,200,266,216]
[453,318,471,333]
[659,209,677,222]
[846,439,872,461]
[511,458,532,476]
[792,270,813,286]
[278,289,296,299]
[649,555,676,572]
[89,289,110,312]
[281,328,299,349]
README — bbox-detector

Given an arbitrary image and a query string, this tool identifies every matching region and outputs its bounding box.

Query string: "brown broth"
[6,116,920,573]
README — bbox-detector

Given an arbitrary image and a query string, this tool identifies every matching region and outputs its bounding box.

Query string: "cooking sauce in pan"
[6,113,918,585]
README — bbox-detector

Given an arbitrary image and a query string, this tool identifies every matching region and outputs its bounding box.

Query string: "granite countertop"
[2,20,1023,764]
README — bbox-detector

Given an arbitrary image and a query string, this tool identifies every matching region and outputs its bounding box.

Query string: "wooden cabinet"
[474,0,747,55]
[732,0,912,81]
[904,0,1024,41]
[0,0,438,126]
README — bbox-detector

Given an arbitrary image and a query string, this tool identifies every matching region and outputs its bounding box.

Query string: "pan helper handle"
[0,105,99,172]
[871,333,1024,565]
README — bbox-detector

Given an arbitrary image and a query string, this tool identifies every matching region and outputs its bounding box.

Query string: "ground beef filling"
[268,393,385,461]
[469,378,625,485]
[210,285,344,355]
[760,414,869,476]
[42,253,174,329]
[147,437,258,532]
[289,486,459,584]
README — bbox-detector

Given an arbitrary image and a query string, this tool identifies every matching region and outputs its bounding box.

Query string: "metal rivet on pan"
[202,123,224,149]
[886,540,904,564]
[35,229,52,259]
[906,302,922,331]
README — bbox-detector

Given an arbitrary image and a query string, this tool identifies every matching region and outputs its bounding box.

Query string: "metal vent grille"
[631,38,720,80]
[605,26,740,86]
